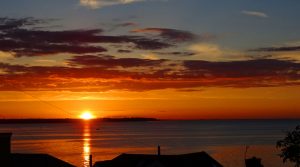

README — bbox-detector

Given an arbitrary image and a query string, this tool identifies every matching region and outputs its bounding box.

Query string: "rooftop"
[0,133,75,167]
[94,152,223,167]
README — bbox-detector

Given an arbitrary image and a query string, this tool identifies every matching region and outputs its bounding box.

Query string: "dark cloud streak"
[131,28,197,42]
[1,58,300,91]
[251,46,300,52]
[68,55,166,68]
[131,28,216,43]
[0,17,174,56]
[154,51,196,57]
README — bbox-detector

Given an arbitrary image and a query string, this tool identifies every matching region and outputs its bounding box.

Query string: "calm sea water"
[0,120,299,167]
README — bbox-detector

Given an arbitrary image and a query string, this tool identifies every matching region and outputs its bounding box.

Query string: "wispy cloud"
[80,0,145,9]
[189,43,222,57]
[249,44,300,61]
[242,10,269,18]
[0,51,14,60]
[131,28,215,43]
[131,28,198,42]
[188,43,245,61]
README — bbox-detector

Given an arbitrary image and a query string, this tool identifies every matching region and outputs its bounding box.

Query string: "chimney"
[89,154,93,167]
[157,145,161,156]
[0,133,12,155]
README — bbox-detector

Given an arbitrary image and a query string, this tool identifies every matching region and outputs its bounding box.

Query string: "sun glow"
[80,111,95,120]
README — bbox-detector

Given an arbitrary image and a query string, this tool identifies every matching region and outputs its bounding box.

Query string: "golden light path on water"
[83,122,91,167]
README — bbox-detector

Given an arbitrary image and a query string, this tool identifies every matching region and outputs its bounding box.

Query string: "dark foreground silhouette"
[0,133,75,167]
[93,146,223,167]
[277,125,300,167]
[1,132,225,167]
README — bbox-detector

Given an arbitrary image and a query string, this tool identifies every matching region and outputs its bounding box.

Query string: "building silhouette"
[93,147,223,167]
[0,133,75,167]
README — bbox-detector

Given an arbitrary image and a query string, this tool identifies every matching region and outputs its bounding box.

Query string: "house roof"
[9,153,75,167]
[94,152,223,167]
[0,133,75,167]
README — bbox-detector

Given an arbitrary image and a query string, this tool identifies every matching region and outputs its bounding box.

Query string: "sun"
[80,111,95,120]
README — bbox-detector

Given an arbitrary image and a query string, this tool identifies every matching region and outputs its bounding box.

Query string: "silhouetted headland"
[0,117,159,124]
[102,117,158,122]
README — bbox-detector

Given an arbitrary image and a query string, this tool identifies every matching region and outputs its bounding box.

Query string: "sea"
[0,120,299,167]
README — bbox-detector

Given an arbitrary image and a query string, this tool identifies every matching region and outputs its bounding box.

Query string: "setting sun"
[80,111,95,120]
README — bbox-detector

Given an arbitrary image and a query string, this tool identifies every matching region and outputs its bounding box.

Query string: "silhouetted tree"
[277,125,300,167]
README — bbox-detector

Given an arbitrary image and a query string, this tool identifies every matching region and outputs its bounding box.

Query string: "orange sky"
[1,6,300,119]
[0,86,299,119]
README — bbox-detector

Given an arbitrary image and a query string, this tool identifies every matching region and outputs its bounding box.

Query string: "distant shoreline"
[0,118,298,124]
[0,118,159,124]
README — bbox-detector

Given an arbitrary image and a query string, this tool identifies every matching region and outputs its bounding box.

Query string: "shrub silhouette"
[277,125,300,167]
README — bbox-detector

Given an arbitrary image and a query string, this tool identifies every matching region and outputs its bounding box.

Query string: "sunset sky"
[0,0,300,119]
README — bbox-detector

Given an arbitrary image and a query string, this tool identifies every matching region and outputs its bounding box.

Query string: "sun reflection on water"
[83,123,91,167]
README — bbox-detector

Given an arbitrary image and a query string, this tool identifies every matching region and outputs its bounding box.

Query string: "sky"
[0,0,300,119]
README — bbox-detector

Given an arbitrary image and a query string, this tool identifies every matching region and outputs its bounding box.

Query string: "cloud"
[1,17,299,92]
[0,51,14,60]
[1,58,300,92]
[34,59,57,64]
[188,43,244,61]
[0,38,107,57]
[0,17,44,30]
[80,0,144,9]
[117,49,132,53]
[0,17,174,57]
[68,54,166,68]
[248,41,300,62]
[154,51,196,57]
[141,53,160,60]
[249,44,300,62]
[0,17,220,58]
[242,10,269,18]
[183,59,300,87]
[251,46,300,52]
[131,28,199,42]
[107,22,138,32]
[189,43,222,57]
[116,22,138,27]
